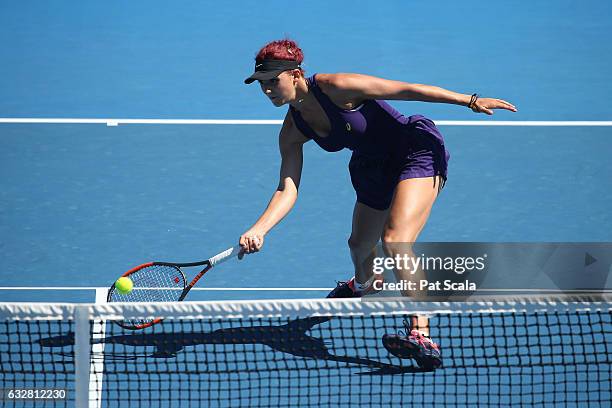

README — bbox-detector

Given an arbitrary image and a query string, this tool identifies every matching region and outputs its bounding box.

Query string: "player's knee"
[348,236,368,253]
[382,227,417,244]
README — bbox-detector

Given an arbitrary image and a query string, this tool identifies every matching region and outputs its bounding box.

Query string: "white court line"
[0,118,283,125]
[1,118,612,126]
[1,287,610,293]
[0,286,332,291]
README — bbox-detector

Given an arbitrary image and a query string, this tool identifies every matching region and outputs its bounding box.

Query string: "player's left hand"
[471,98,517,115]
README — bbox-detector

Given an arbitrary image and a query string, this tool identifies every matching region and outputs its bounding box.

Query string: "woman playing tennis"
[239,39,516,370]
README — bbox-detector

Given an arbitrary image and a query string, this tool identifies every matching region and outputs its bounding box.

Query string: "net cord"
[1,294,610,322]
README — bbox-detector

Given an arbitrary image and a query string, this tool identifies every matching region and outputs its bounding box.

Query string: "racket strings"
[109,264,186,328]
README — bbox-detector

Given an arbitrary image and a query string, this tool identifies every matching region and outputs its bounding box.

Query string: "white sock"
[354,274,377,292]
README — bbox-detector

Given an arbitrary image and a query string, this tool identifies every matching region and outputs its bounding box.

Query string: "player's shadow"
[38,316,424,375]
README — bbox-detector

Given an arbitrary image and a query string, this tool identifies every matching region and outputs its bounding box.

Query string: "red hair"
[255,39,304,64]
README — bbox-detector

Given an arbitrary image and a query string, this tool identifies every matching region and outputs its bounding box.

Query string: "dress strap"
[306,74,333,109]
[289,106,312,140]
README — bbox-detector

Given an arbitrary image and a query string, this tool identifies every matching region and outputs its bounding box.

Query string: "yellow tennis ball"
[115,277,133,294]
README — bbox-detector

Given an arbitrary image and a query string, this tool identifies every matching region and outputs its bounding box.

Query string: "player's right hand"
[239,231,264,258]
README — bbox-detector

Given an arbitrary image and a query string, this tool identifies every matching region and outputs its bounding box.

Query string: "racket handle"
[209,245,242,266]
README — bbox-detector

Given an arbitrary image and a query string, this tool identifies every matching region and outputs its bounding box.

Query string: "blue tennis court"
[1,124,610,295]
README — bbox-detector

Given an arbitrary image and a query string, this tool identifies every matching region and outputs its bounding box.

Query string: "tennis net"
[1,295,610,407]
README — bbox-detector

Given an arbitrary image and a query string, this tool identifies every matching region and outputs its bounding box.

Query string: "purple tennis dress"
[290,74,450,210]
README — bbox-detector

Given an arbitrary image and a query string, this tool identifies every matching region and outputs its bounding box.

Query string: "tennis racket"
[107,244,242,330]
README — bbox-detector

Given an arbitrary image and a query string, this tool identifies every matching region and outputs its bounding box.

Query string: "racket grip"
[209,245,242,266]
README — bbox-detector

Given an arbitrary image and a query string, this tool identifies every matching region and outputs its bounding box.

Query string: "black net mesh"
[1,297,610,407]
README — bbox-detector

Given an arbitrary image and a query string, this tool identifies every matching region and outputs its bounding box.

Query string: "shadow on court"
[37,316,424,375]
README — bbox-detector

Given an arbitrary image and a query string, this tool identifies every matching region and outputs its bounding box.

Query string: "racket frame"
[107,245,241,330]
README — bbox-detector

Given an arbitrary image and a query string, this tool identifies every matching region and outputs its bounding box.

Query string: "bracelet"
[468,93,479,111]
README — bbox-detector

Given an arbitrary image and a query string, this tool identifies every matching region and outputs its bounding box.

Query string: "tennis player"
[240,39,516,369]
